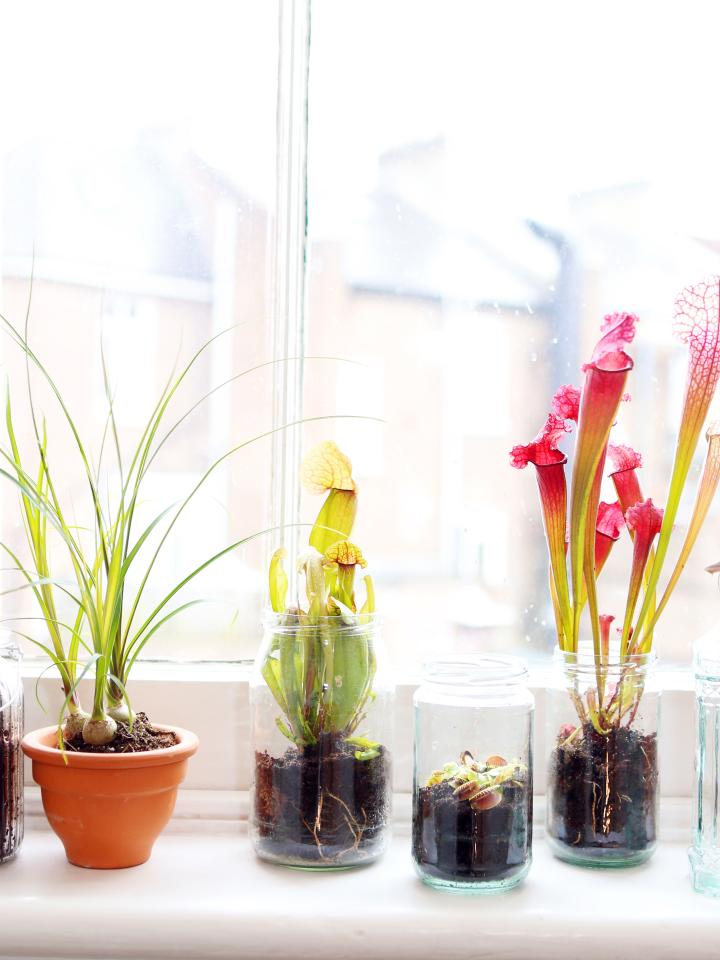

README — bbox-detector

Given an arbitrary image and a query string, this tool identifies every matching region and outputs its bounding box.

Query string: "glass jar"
[412,656,533,893]
[0,633,23,863]
[689,635,720,896]
[546,647,659,868]
[250,612,393,869]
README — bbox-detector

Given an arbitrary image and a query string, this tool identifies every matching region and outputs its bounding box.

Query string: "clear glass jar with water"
[690,635,720,896]
[412,656,533,893]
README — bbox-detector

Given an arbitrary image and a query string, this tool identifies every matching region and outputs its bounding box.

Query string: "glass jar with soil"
[250,613,393,869]
[412,657,533,893]
[546,648,659,868]
[0,634,23,863]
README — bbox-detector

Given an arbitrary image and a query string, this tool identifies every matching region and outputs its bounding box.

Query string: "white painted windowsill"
[2,791,719,960]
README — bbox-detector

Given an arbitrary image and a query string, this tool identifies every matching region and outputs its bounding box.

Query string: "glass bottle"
[412,656,533,893]
[546,647,659,868]
[0,633,23,863]
[250,612,393,869]
[689,635,720,896]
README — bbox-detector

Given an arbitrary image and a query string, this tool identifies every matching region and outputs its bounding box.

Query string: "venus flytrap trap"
[426,751,527,812]
[512,277,720,867]
[251,442,393,869]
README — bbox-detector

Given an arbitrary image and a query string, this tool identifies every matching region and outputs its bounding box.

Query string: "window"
[303,0,720,669]
[0,1,280,660]
[1,0,719,674]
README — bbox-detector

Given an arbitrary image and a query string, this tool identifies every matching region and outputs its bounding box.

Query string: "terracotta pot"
[22,724,198,869]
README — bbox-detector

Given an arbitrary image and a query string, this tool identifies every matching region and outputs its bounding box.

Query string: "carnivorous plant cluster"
[263,441,377,751]
[511,277,720,733]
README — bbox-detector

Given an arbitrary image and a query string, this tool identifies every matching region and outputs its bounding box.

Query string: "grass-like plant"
[0,311,357,748]
[263,442,377,752]
[511,277,720,731]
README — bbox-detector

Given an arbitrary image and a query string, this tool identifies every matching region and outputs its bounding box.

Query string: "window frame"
[14,0,702,799]
[15,0,313,783]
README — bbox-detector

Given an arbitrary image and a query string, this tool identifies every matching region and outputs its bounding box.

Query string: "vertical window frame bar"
[270,0,312,571]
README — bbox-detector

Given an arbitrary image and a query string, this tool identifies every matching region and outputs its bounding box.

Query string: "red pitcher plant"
[511,278,720,866]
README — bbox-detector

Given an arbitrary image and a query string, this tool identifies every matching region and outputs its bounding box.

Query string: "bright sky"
[309,0,720,236]
[3,0,720,238]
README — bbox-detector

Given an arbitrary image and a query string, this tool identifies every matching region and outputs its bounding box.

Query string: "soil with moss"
[548,723,658,857]
[412,780,532,883]
[254,734,391,866]
[62,713,178,753]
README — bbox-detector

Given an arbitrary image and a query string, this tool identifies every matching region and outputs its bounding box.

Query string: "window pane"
[0,1,279,660]
[305,0,720,668]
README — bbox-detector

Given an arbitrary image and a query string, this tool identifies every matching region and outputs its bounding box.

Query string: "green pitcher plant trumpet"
[511,277,720,732]
[263,441,377,749]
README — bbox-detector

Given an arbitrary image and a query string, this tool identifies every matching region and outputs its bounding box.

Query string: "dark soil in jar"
[62,713,178,753]
[254,733,391,866]
[0,685,22,862]
[548,722,658,855]
[412,780,532,883]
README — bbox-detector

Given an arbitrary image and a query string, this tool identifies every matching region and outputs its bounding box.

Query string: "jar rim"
[422,654,528,685]
[553,644,656,670]
[262,609,378,631]
[694,634,720,679]
[0,630,20,652]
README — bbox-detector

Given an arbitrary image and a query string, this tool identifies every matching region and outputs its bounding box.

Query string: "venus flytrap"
[426,751,527,813]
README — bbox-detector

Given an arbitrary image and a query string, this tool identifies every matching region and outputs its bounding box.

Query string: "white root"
[82,716,118,746]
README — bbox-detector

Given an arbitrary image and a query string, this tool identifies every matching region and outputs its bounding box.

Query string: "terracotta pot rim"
[21,724,199,769]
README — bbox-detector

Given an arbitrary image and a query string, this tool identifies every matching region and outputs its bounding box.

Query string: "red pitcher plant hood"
[595,501,625,575]
[512,279,720,679]
[511,413,572,644]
